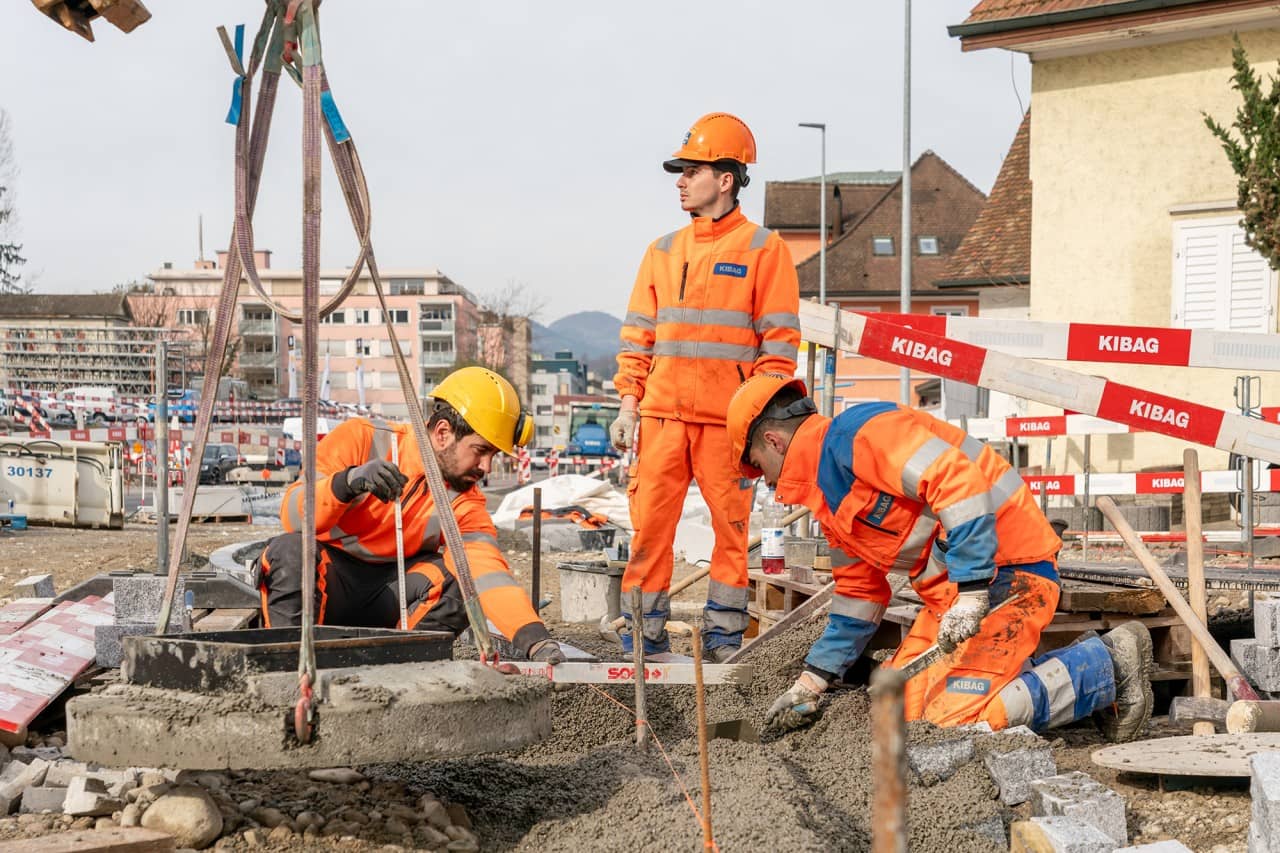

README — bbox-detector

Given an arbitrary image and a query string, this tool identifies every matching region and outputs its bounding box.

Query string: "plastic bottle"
[761,488,786,575]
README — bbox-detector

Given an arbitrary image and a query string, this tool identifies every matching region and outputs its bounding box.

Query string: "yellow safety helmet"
[430,366,533,455]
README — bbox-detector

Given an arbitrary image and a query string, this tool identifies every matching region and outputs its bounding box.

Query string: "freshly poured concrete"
[66,660,551,770]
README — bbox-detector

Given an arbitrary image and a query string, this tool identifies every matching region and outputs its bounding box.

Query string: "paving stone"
[18,785,66,814]
[10,746,61,764]
[1232,639,1280,692]
[62,776,123,817]
[1252,751,1280,846]
[1257,596,1280,648]
[1030,770,1127,845]
[14,575,54,598]
[42,761,89,788]
[111,575,187,625]
[907,737,974,784]
[984,746,1057,806]
[1250,817,1271,853]
[94,623,158,669]
[1116,842,1194,852]
[960,812,1005,846]
[0,759,50,813]
[1010,817,1114,853]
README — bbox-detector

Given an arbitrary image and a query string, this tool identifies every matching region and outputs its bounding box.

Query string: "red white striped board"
[963,414,1133,440]
[799,302,1280,467]
[0,423,304,451]
[0,595,114,733]
[1023,469,1280,497]
[0,599,53,638]
[867,311,1280,371]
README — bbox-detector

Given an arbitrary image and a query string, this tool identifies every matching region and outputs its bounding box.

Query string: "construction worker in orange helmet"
[726,375,1154,741]
[611,112,801,662]
[253,367,566,665]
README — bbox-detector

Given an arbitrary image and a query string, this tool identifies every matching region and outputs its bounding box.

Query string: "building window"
[872,237,894,256]
[354,340,372,357]
[177,309,209,325]
[420,305,453,321]
[930,306,968,317]
[320,310,346,324]
[387,309,409,324]
[536,404,553,415]
[1172,216,1276,332]
[422,339,454,354]
[243,306,272,322]
[353,309,373,324]
[531,384,547,396]
[918,237,940,255]
[390,278,425,295]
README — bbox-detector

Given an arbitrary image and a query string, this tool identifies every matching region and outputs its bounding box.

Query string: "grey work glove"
[937,587,990,653]
[610,409,637,451]
[765,672,828,731]
[527,639,566,665]
[345,458,408,502]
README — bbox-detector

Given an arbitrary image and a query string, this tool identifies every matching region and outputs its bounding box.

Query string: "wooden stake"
[531,487,542,609]
[870,666,907,853]
[691,625,714,850]
[1183,449,1215,735]
[630,586,649,752]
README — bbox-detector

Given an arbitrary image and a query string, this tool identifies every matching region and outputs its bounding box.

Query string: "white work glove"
[765,671,828,731]
[937,586,990,653]
[610,408,638,451]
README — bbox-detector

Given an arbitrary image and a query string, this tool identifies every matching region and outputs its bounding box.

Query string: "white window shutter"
[1172,216,1276,332]
[1229,229,1274,332]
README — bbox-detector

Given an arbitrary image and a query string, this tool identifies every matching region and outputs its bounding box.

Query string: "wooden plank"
[193,608,258,632]
[1091,732,1280,777]
[729,582,835,663]
[0,827,175,852]
[1057,580,1166,615]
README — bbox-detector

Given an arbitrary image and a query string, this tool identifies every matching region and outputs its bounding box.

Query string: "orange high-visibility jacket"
[615,206,801,424]
[774,405,1062,610]
[280,418,543,644]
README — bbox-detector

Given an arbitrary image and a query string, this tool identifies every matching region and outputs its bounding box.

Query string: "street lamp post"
[799,121,833,417]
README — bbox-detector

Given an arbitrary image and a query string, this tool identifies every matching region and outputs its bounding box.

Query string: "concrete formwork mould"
[66,660,552,770]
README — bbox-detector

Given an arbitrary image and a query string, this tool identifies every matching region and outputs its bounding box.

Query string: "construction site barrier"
[1023,469,1276,496]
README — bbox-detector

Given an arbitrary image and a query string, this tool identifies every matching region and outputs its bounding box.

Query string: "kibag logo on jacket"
[713,262,748,278]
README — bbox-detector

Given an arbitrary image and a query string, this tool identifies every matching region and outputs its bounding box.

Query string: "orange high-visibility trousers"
[621,416,753,653]
[888,568,1060,729]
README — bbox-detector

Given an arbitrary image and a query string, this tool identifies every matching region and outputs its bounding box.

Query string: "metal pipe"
[899,0,913,407]
[1082,434,1092,561]
[392,433,408,630]
[532,487,542,610]
[631,586,649,752]
[155,340,169,575]
[691,625,713,850]
[870,666,907,853]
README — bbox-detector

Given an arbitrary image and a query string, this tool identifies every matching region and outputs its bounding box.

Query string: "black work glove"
[341,459,407,502]
[527,639,566,665]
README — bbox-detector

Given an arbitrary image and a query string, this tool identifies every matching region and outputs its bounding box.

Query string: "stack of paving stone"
[1231,595,1280,693]
[94,574,190,668]
[1253,752,1280,853]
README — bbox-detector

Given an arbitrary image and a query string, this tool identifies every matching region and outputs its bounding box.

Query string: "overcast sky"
[0,1,1028,324]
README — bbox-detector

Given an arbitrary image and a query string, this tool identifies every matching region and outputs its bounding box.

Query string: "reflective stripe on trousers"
[703,579,749,649]
[996,635,1116,732]
[621,589,672,655]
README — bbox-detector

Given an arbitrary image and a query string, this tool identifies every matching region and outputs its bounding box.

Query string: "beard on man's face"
[438,439,485,492]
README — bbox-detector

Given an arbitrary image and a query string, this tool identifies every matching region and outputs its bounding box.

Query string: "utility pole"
[799,121,832,416]
[899,0,913,406]
[155,340,169,575]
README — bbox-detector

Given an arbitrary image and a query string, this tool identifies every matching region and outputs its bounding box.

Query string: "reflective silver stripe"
[369,420,393,463]
[704,606,748,636]
[655,231,679,252]
[652,340,758,361]
[938,492,994,530]
[285,491,304,530]
[960,436,985,461]
[656,307,753,328]
[1031,656,1078,728]
[990,467,1025,510]
[628,590,671,644]
[901,437,952,498]
[828,594,886,624]
[461,531,499,547]
[419,514,441,554]
[754,312,800,333]
[619,339,653,354]
[759,340,799,360]
[749,225,772,250]
[623,310,656,331]
[707,579,749,611]
[997,677,1036,729]
[914,547,947,583]
[474,571,523,594]
[893,514,938,571]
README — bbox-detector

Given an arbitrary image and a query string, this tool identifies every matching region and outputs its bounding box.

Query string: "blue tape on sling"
[321,90,351,143]
[224,24,246,126]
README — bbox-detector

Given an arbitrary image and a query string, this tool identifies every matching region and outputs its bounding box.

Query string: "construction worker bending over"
[726,375,1154,741]
[611,112,801,662]
[255,367,565,665]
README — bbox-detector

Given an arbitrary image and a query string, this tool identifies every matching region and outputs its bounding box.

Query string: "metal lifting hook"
[294,671,316,743]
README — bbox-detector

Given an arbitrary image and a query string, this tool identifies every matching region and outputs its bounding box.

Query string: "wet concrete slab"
[65,660,551,770]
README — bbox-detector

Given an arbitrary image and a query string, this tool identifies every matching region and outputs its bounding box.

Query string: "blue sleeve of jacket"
[804,613,881,681]
[943,515,999,585]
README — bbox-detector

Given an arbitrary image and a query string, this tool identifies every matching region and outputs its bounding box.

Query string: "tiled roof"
[787,171,901,185]
[0,293,133,320]
[941,111,1031,286]
[763,180,897,231]
[960,0,1137,25]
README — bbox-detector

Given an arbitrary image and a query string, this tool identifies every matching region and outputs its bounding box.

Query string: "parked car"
[198,443,246,485]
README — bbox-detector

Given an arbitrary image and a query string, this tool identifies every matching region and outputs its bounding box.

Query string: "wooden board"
[193,608,258,632]
[1056,580,1166,615]
[1091,732,1280,777]
[0,827,175,852]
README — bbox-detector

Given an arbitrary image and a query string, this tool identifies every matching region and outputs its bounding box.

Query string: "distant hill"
[533,311,622,376]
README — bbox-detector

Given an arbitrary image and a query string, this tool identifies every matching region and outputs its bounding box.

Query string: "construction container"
[557,560,623,623]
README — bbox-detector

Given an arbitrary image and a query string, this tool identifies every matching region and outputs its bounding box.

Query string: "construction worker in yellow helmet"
[254,367,566,664]
[612,112,802,661]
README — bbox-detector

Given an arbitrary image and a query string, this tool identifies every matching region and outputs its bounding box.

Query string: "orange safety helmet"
[663,112,757,179]
[726,373,813,478]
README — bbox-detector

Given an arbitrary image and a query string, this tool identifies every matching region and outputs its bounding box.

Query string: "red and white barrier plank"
[867,311,1280,372]
[1024,469,1279,497]
[800,302,1280,467]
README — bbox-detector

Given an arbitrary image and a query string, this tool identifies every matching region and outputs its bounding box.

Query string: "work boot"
[703,645,740,664]
[1094,620,1154,743]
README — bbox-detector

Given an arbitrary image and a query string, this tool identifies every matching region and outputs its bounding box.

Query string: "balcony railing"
[239,319,275,337]
[239,351,278,368]
[420,351,455,367]
[419,320,455,334]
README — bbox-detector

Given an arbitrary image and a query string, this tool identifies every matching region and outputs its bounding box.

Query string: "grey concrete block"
[42,761,88,788]
[1250,818,1271,853]
[18,785,66,814]
[10,746,61,764]
[94,623,156,669]
[1030,771,1127,846]
[0,758,50,813]
[1116,842,1194,852]
[907,737,974,784]
[1252,751,1280,846]
[984,746,1057,806]
[62,776,122,817]
[1232,639,1280,692]
[111,575,188,627]
[1030,817,1114,853]
[14,574,54,598]
[1257,597,1280,648]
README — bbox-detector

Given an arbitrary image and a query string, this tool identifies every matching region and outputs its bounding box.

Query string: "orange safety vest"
[280,418,542,643]
[615,205,801,424]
